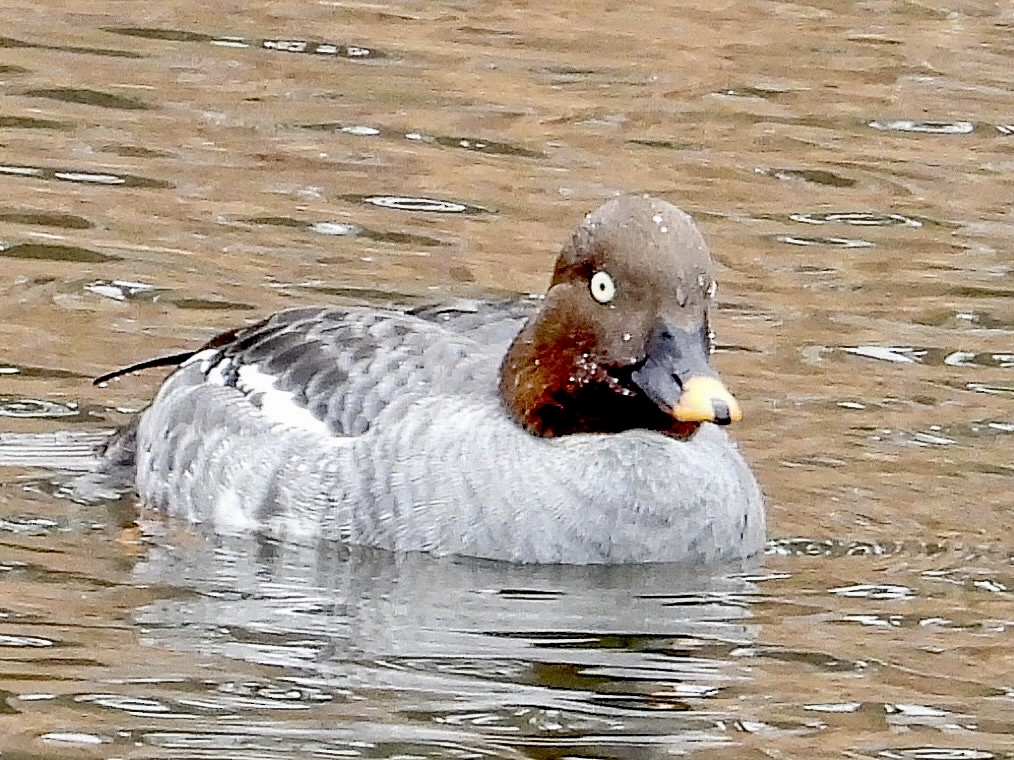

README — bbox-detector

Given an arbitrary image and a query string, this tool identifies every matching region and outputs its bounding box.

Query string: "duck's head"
[500,195,742,440]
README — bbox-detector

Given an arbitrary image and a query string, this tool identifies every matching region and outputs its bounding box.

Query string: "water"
[1,0,1011,756]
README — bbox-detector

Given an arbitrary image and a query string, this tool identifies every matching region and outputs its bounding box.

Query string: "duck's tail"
[0,423,139,502]
[0,430,114,471]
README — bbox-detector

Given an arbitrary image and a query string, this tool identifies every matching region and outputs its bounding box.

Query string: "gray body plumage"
[130,303,765,565]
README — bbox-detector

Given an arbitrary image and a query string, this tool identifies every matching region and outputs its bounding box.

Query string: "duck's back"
[179,303,529,437]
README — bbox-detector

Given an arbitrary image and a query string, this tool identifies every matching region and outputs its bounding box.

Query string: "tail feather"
[0,430,114,471]
[0,425,139,503]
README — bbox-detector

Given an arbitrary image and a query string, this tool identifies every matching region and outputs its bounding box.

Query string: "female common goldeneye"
[97,195,764,564]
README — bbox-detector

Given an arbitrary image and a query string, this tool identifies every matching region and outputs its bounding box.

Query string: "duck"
[96,195,765,564]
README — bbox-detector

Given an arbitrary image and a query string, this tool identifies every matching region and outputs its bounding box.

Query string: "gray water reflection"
[104,535,770,756]
[3,528,1010,758]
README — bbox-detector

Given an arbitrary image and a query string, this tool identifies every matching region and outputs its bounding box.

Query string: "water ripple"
[0,115,72,129]
[877,750,995,760]
[41,732,107,745]
[0,634,54,647]
[758,167,857,187]
[239,215,446,247]
[838,346,1014,369]
[0,162,169,188]
[0,34,141,58]
[22,87,151,110]
[84,279,159,301]
[768,538,949,558]
[104,27,384,59]
[0,208,93,228]
[301,122,544,158]
[0,242,116,263]
[776,234,874,248]
[790,211,923,227]
[75,693,172,715]
[0,397,80,418]
[344,195,494,214]
[829,583,916,600]
[869,119,976,134]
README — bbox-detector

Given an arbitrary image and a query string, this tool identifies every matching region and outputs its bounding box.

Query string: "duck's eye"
[589,271,616,304]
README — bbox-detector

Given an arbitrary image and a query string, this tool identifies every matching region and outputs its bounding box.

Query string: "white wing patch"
[236,364,331,435]
[197,352,331,436]
[184,348,220,372]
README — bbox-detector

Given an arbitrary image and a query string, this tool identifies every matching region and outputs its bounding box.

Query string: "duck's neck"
[498,312,699,440]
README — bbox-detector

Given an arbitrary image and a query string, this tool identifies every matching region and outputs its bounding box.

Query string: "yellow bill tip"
[672,376,743,425]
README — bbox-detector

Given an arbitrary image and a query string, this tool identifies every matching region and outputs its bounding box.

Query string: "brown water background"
[0,1,1011,757]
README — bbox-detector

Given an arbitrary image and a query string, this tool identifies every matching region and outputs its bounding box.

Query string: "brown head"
[499,195,742,439]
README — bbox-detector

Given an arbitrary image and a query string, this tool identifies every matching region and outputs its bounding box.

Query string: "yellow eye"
[590,271,616,304]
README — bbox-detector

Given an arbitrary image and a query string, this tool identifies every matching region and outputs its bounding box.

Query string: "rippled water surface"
[1,0,1011,757]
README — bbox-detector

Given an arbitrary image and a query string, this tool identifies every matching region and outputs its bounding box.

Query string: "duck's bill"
[671,375,742,425]
[629,324,743,426]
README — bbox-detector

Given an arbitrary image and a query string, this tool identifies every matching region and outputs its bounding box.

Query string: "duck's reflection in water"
[132,532,764,753]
